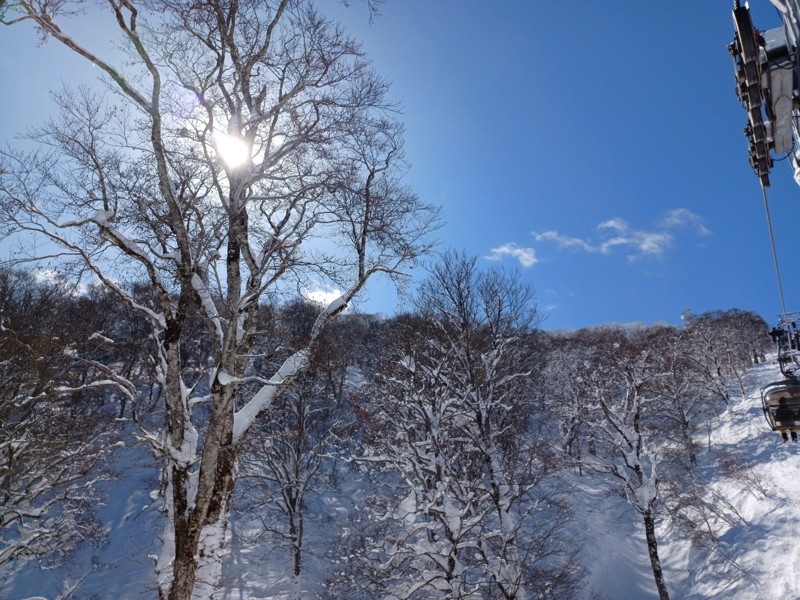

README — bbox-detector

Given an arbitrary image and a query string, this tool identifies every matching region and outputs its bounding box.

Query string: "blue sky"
[2,1,799,330]
[325,0,800,330]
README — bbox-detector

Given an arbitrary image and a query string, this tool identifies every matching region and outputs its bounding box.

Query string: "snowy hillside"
[678,355,800,600]
[3,355,798,600]
[1,441,163,600]
[575,355,800,600]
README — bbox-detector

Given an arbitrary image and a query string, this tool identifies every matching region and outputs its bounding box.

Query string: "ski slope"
[5,356,800,599]
[576,355,800,600]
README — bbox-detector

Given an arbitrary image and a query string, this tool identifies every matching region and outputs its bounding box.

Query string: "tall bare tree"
[354,253,579,599]
[0,2,439,598]
[235,300,361,598]
[580,331,671,600]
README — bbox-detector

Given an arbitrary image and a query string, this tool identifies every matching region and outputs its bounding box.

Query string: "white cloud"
[598,235,636,254]
[533,231,596,252]
[600,230,672,259]
[534,227,667,257]
[34,269,88,296]
[485,243,538,267]
[302,287,343,307]
[34,268,62,286]
[597,218,629,233]
[626,231,673,260]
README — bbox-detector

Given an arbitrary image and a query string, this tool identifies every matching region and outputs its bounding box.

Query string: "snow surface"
[5,356,800,599]
[1,440,162,600]
[574,355,800,600]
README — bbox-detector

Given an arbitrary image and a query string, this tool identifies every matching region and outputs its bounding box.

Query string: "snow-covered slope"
[1,440,162,600]
[576,355,800,600]
[4,358,800,600]
[680,356,800,600]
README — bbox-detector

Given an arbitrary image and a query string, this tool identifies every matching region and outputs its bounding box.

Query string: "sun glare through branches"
[213,132,250,169]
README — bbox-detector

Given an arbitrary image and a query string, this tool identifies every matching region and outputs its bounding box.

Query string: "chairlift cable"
[760,183,790,319]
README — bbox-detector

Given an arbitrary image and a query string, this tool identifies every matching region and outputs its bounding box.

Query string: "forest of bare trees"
[0,258,772,599]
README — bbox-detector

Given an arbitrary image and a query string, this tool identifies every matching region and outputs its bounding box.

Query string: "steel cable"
[761,183,790,318]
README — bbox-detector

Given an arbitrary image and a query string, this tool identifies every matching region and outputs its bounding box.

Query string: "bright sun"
[214,133,250,169]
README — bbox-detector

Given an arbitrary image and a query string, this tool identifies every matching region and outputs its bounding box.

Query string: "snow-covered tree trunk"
[643,506,670,600]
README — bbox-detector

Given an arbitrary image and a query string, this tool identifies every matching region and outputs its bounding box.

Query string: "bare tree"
[0,3,439,598]
[543,320,762,600]
[238,377,326,597]
[0,269,110,568]
[580,331,672,600]
[235,300,361,598]
[682,311,767,404]
[646,326,716,468]
[356,253,579,599]
[722,309,771,365]
[538,331,606,470]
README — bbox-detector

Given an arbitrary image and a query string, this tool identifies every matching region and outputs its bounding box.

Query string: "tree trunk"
[160,378,238,600]
[165,461,235,600]
[294,511,303,577]
[169,520,198,600]
[677,411,697,468]
[643,507,670,600]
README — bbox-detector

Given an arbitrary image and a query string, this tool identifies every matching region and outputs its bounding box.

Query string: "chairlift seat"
[762,380,800,430]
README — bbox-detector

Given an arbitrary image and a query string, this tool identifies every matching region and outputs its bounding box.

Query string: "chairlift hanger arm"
[730,1,800,185]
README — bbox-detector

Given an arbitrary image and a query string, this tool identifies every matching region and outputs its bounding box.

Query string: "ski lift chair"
[779,347,800,372]
[761,380,800,431]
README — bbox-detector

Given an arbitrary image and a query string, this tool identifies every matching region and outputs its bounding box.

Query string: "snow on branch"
[191,273,223,344]
[232,348,311,442]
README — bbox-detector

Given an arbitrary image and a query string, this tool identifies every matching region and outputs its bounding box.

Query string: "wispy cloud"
[485,243,538,267]
[533,231,595,253]
[532,208,710,262]
[659,208,712,237]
